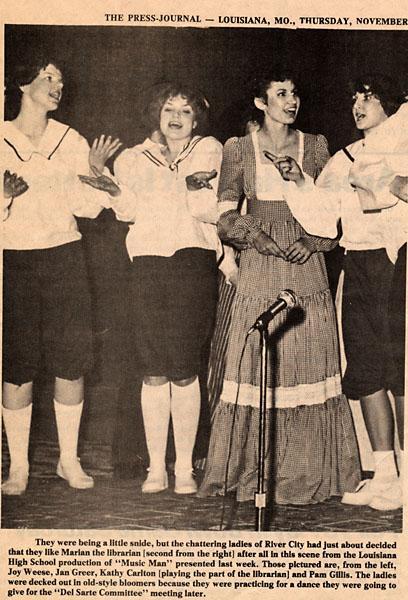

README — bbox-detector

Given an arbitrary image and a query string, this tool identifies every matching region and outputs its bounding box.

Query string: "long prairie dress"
[198,131,361,504]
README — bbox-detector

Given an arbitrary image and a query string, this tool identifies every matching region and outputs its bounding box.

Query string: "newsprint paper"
[1,1,407,599]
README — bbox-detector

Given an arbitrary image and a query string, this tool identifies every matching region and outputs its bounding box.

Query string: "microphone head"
[278,289,297,308]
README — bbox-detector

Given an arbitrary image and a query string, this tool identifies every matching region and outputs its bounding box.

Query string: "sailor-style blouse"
[284,137,407,263]
[110,135,223,259]
[3,119,105,250]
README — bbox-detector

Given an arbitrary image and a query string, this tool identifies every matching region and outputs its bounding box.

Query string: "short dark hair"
[145,82,210,136]
[350,74,403,117]
[5,51,63,118]
[252,67,300,102]
[251,67,300,125]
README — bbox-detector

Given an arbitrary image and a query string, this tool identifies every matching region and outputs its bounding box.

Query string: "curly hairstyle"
[145,82,210,137]
[350,74,404,117]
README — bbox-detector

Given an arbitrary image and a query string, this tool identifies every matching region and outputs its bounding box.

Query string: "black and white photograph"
[2,20,407,537]
[2,1,408,598]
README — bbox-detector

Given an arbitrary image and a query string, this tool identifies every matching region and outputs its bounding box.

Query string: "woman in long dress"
[198,69,361,504]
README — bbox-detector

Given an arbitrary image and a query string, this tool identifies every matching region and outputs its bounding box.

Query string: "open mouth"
[169,121,182,129]
[355,112,366,122]
[49,92,61,102]
[285,108,297,117]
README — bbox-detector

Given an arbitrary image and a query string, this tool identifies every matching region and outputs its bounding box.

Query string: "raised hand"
[4,170,29,201]
[253,230,287,259]
[264,151,304,185]
[186,169,217,191]
[78,174,121,197]
[284,237,315,264]
[89,135,122,176]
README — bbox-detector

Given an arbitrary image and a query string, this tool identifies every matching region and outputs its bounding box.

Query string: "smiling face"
[352,86,388,134]
[254,80,300,126]
[159,95,197,144]
[20,64,63,113]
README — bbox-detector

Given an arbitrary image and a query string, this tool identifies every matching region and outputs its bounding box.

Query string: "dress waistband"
[247,199,296,222]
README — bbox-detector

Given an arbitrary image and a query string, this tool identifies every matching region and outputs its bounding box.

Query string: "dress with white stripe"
[198,131,361,504]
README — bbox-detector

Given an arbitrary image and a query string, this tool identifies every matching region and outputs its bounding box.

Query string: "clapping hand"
[264,151,305,185]
[4,170,29,201]
[89,135,122,176]
[78,174,121,197]
[186,169,217,191]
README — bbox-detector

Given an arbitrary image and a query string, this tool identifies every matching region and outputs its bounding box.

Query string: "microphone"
[248,290,298,334]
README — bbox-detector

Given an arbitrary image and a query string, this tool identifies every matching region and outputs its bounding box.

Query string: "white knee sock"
[373,451,398,483]
[2,404,32,474]
[171,379,200,474]
[54,400,84,465]
[141,383,171,473]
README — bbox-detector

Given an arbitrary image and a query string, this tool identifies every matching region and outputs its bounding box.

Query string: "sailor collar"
[4,118,71,162]
[141,135,203,171]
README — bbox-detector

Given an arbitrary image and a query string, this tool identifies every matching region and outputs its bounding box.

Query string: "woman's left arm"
[295,134,339,255]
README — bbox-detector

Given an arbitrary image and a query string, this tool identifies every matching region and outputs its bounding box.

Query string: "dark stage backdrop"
[5,26,408,153]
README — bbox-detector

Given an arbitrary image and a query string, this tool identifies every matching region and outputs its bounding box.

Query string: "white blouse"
[3,119,106,250]
[283,137,407,263]
[110,136,223,259]
[348,102,408,210]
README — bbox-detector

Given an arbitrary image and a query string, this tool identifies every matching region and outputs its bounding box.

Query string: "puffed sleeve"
[301,134,339,251]
[186,136,222,224]
[314,134,331,180]
[217,137,262,246]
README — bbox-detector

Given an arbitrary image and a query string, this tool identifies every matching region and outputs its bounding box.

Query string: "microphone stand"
[248,291,296,531]
[255,325,269,532]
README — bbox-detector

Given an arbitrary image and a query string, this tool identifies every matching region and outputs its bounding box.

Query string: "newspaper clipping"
[1,1,407,599]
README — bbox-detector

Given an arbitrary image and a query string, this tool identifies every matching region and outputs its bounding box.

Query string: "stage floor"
[2,439,402,532]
